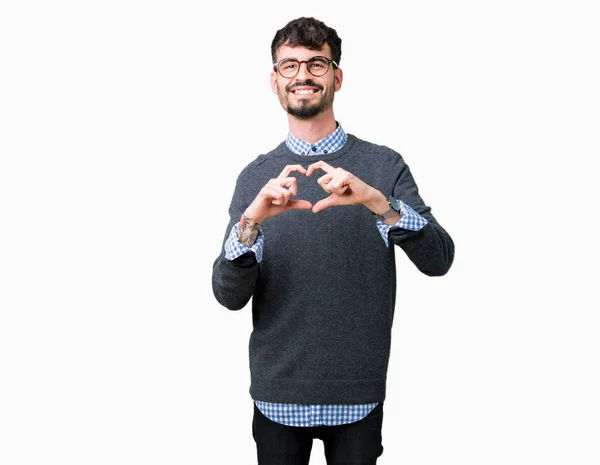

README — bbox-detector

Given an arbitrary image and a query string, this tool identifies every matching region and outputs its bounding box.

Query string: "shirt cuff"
[224,222,264,263]
[376,200,429,247]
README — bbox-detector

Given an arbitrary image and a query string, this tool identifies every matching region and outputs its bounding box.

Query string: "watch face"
[388,196,401,211]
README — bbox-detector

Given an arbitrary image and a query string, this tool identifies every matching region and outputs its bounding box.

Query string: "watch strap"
[373,195,401,221]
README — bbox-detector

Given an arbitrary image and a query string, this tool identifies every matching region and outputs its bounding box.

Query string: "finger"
[262,186,284,206]
[275,176,298,196]
[327,183,348,195]
[316,173,334,192]
[278,164,307,178]
[306,160,335,177]
[312,194,339,213]
[263,185,291,206]
[284,200,313,211]
[325,177,348,194]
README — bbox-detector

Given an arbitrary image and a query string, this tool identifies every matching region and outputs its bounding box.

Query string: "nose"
[295,60,312,79]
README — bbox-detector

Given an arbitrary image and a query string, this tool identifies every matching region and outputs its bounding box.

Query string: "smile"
[290,87,320,95]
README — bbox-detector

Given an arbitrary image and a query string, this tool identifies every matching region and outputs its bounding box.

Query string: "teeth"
[294,89,315,95]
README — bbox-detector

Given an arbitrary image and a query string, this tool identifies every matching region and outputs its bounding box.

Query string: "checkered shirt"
[285,123,347,155]
[254,400,379,427]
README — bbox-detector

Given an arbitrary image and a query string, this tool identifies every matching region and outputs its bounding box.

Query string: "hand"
[243,164,313,224]
[306,161,378,213]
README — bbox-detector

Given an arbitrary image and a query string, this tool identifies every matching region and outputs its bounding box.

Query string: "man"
[212,16,454,465]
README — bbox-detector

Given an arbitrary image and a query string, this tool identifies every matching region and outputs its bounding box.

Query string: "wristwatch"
[373,195,402,221]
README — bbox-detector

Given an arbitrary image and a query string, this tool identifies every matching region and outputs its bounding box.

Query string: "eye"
[309,60,327,68]
[279,60,298,70]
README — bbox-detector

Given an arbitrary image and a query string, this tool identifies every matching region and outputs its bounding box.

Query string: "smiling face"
[271,43,343,120]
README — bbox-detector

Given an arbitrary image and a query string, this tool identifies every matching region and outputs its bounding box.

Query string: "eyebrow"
[278,56,330,62]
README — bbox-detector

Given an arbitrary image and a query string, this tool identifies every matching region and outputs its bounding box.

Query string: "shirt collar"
[285,123,347,156]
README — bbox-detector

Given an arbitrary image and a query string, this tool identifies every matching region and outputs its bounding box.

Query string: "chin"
[288,107,321,119]
[286,100,329,119]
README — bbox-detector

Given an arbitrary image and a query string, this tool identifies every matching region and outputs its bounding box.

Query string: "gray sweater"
[212,134,454,404]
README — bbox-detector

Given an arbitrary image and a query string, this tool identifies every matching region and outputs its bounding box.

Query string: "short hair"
[271,17,342,66]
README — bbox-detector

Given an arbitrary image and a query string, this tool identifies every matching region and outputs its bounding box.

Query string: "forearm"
[388,220,454,276]
[238,214,261,248]
[362,188,402,226]
[213,219,265,310]
[212,252,259,310]
[379,156,454,276]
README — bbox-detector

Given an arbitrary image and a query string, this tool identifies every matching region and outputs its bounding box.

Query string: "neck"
[287,109,337,144]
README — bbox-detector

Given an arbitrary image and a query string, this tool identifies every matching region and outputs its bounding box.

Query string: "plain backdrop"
[1,1,599,464]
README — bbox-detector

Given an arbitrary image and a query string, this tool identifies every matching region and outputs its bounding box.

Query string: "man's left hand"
[306,160,381,214]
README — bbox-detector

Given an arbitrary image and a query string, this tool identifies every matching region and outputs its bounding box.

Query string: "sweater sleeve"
[212,166,261,311]
[387,156,455,277]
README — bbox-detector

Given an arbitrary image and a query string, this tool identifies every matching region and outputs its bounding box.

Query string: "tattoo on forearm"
[238,214,261,247]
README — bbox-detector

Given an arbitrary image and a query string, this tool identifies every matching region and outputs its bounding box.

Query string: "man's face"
[271,43,342,120]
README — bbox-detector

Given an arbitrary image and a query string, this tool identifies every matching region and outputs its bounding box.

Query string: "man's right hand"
[237,165,312,248]
[243,164,312,224]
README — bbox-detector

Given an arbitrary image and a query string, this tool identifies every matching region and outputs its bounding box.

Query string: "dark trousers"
[252,402,384,465]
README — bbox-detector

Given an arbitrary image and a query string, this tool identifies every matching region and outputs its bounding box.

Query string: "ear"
[334,67,343,92]
[270,70,278,95]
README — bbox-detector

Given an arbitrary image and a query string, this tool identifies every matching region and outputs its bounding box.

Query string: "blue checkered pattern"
[286,123,347,155]
[376,201,428,247]
[224,222,264,262]
[254,400,379,427]
[224,123,428,426]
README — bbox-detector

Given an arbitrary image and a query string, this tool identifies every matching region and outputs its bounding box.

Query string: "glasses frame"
[273,56,339,78]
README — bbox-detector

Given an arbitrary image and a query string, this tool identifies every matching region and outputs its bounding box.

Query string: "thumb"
[312,195,338,213]
[285,200,313,211]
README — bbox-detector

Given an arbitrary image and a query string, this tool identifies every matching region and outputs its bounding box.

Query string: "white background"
[1,1,599,464]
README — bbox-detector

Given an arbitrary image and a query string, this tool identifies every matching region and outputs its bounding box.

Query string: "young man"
[212,16,454,465]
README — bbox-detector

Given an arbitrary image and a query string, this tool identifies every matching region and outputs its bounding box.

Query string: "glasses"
[274,56,338,78]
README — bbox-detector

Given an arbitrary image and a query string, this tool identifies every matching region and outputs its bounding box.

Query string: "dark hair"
[271,17,342,66]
